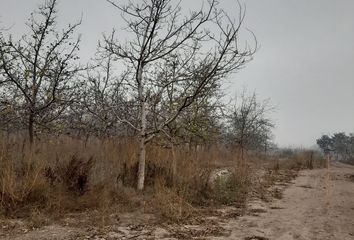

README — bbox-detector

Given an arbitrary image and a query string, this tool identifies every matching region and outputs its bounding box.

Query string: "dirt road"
[2,163,354,240]
[216,162,354,240]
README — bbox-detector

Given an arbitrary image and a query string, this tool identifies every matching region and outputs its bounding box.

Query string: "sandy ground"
[1,162,354,240]
[213,162,354,240]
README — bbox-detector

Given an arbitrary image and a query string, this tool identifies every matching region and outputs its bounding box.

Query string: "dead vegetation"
[0,133,326,237]
[249,150,326,203]
[0,0,340,239]
[0,134,250,220]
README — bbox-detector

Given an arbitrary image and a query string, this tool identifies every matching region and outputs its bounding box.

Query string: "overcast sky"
[1,0,354,147]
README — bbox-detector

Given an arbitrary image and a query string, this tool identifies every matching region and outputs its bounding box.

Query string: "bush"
[210,167,251,206]
[153,179,195,222]
[44,155,95,195]
[0,161,50,216]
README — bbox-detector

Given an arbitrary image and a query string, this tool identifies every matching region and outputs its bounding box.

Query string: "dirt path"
[2,163,354,240]
[214,162,354,240]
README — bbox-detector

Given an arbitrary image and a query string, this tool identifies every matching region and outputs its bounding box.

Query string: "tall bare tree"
[227,89,274,162]
[104,0,256,190]
[0,0,82,144]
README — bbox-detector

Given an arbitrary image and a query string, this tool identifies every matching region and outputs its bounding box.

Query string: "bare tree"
[79,54,137,137]
[227,89,274,162]
[163,87,224,149]
[0,0,82,144]
[104,0,256,190]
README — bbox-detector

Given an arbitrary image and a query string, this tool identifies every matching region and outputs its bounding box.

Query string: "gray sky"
[1,0,354,147]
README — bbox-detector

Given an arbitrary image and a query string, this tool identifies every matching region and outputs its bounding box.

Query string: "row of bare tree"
[0,0,274,190]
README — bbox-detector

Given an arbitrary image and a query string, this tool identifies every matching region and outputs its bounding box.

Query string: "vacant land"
[217,162,354,240]
[1,162,353,240]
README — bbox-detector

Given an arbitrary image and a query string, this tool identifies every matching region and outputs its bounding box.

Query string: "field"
[0,133,337,240]
[1,0,354,239]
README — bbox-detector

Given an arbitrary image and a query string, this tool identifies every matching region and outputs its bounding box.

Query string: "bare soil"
[1,162,354,240]
[214,162,354,240]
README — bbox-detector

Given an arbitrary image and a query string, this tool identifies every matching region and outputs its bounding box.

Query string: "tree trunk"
[28,112,34,146]
[136,61,147,191]
[137,135,146,190]
[137,100,147,191]
[171,142,177,186]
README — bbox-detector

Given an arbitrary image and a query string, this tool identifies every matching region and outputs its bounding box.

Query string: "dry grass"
[274,149,326,171]
[250,150,326,202]
[0,133,325,226]
[152,179,196,222]
[0,133,253,223]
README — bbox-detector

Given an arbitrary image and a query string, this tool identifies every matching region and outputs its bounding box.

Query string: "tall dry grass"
[0,133,253,222]
[0,133,325,223]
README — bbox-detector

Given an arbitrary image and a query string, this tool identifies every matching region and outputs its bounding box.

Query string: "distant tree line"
[317,132,354,163]
[0,0,275,189]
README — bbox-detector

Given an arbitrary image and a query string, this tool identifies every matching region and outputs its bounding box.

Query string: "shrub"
[44,155,95,195]
[210,167,251,206]
[153,179,195,222]
[0,161,49,216]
